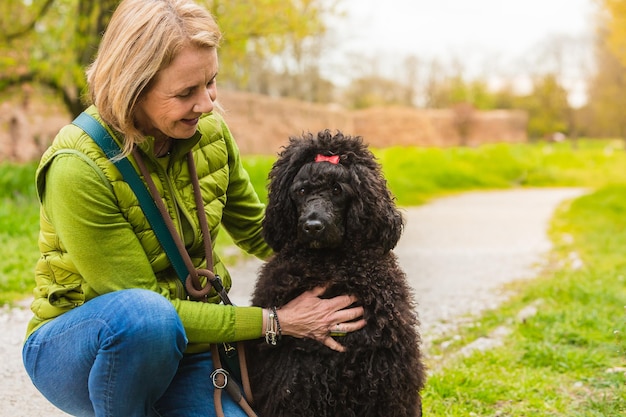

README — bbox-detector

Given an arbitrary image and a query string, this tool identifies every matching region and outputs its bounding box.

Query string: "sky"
[339,0,596,60]
[330,0,598,105]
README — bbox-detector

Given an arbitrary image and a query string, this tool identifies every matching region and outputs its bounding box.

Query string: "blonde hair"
[86,0,222,155]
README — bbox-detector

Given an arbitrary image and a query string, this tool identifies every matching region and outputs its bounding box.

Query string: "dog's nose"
[303,219,324,236]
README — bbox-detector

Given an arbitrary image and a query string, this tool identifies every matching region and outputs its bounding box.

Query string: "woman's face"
[135,44,218,141]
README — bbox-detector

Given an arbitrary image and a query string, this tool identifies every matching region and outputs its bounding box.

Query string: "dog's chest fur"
[248,248,422,417]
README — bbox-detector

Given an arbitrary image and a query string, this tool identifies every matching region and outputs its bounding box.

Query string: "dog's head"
[262,130,404,253]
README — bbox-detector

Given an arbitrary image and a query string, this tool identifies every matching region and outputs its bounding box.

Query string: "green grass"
[3,139,626,305]
[376,139,626,205]
[2,139,626,413]
[0,162,40,303]
[422,185,626,415]
[244,139,626,206]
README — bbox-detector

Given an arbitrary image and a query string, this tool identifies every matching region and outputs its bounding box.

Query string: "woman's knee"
[104,289,187,355]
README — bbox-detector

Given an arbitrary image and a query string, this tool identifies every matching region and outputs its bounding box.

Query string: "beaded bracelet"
[272,306,282,341]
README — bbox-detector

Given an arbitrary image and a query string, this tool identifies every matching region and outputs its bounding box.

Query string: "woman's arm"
[43,153,159,294]
[43,153,258,344]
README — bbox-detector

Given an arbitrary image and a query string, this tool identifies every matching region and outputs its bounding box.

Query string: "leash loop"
[211,368,229,390]
[185,268,215,299]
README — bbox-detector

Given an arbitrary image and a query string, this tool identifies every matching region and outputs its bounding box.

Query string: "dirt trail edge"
[0,187,586,417]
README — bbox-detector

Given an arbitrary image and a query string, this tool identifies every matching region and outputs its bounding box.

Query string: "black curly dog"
[247,130,426,417]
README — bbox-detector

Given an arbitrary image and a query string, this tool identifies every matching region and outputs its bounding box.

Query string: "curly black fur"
[247,130,426,417]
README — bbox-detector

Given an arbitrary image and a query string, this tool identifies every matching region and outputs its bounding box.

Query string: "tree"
[337,52,417,109]
[600,0,626,67]
[0,0,55,42]
[399,55,420,107]
[585,28,626,140]
[491,82,518,110]
[249,0,341,103]
[424,74,498,110]
[519,73,570,139]
[342,75,410,109]
[0,0,116,116]
[212,0,341,92]
[0,0,342,117]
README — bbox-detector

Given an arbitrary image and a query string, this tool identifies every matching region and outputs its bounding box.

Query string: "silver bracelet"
[265,306,281,345]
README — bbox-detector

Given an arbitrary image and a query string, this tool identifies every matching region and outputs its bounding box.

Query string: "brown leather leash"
[134,149,257,417]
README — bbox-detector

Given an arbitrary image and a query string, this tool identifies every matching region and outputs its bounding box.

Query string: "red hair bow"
[315,154,340,164]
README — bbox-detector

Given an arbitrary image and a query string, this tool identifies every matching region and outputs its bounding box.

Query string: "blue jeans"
[23,289,248,417]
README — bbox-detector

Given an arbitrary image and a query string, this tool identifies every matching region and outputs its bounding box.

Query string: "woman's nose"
[193,87,215,113]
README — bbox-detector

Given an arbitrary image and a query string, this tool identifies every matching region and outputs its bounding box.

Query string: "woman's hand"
[274,286,366,352]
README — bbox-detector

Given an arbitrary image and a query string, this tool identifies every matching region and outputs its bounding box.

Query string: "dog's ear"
[346,162,404,253]
[262,136,313,251]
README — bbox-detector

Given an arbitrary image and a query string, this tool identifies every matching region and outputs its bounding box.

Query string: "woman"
[22,0,365,416]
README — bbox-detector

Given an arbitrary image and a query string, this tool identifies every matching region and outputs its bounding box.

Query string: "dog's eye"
[298,187,307,196]
[332,183,342,195]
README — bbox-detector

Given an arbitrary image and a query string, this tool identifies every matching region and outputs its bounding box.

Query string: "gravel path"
[0,187,585,416]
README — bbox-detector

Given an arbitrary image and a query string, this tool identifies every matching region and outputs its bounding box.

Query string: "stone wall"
[0,89,528,162]
[219,90,528,155]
